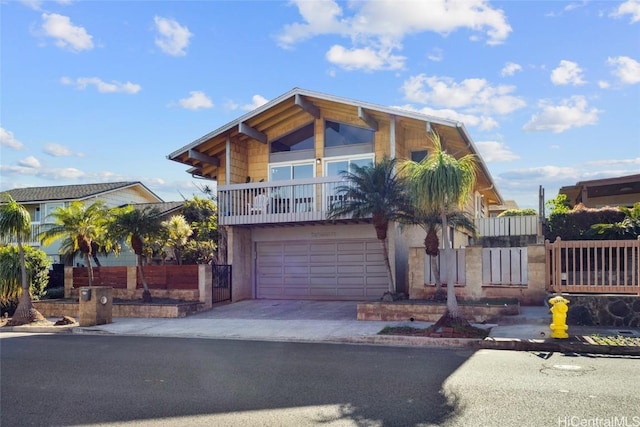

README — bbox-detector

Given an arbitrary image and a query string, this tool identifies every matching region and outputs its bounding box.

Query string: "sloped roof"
[131,201,185,217]
[2,182,161,204]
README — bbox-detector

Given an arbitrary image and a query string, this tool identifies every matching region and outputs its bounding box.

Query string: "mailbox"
[81,288,91,301]
[78,287,112,327]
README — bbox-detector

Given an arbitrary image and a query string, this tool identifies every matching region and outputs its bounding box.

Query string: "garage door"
[256,239,388,300]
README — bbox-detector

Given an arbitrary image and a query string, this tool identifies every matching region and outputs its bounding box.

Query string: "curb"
[0,324,78,334]
[480,337,640,356]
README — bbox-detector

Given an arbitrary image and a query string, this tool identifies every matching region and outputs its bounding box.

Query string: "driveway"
[193,299,359,321]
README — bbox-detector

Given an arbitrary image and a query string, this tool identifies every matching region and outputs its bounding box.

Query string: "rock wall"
[561,294,640,327]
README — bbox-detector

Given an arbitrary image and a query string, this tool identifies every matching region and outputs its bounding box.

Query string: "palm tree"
[401,208,476,300]
[162,215,193,265]
[0,195,45,325]
[39,201,110,287]
[403,132,477,326]
[109,205,162,303]
[327,156,411,294]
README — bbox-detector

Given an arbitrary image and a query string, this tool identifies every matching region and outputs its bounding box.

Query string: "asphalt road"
[1,333,639,427]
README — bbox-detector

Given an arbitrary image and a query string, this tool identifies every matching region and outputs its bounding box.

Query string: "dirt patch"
[379,324,490,339]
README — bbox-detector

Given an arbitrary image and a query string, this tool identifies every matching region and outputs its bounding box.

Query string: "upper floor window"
[270,122,314,153]
[324,121,374,148]
[410,149,428,163]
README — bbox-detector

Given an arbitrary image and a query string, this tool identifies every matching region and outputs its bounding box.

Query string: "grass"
[378,324,490,339]
[588,334,640,346]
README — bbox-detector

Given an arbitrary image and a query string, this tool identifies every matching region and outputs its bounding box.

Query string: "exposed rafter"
[188,149,220,167]
[358,106,378,131]
[294,93,320,119]
[239,122,267,144]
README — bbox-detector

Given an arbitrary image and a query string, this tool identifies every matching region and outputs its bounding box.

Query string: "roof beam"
[295,94,320,119]
[188,149,220,167]
[358,106,378,131]
[239,122,267,144]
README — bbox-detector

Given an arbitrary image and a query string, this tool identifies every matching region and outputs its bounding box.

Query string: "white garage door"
[256,239,388,300]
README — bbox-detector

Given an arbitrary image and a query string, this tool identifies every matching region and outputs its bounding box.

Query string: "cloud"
[43,143,83,157]
[610,0,640,23]
[393,104,499,131]
[41,13,93,52]
[60,76,141,94]
[501,62,522,77]
[277,0,511,71]
[550,60,586,85]
[0,127,25,150]
[523,96,601,133]
[21,0,71,10]
[325,44,405,71]
[427,48,443,62]
[178,91,213,110]
[607,56,640,84]
[242,95,269,111]
[598,80,611,89]
[475,141,520,162]
[154,16,192,56]
[0,164,86,180]
[401,74,526,115]
[18,156,41,168]
[585,157,640,167]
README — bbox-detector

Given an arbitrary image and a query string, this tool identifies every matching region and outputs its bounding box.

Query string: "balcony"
[218,177,346,226]
[0,222,51,247]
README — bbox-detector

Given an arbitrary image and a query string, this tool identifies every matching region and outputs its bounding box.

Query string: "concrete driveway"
[193,299,359,321]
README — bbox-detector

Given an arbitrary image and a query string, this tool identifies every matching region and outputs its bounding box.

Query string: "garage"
[256,239,388,300]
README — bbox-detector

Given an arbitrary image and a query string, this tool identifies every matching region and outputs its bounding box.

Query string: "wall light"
[316,158,322,164]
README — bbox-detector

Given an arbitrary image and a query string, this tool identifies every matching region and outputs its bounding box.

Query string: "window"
[324,121,374,148]
[33,207,41,223]
[411,149,428,163]
[44,203,64,223]
[325,156,373,177]
[269,162,315,212]
[270,123,314,153]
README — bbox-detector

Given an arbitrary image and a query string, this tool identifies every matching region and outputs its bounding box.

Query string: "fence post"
[199,264,212,309]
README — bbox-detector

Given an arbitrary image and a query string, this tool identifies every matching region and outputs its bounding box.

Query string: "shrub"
[0,245,51,312]
[498,208,537,217]
[43,287,65,300]
[545,204,625,241]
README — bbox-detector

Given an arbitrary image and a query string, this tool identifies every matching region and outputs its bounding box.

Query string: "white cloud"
[401,74,526,115]
[585,157,640,167]
[325,44,405,71]
[607,56,640,84]
[177,91,213,110]
[475,141,520,162]
[427,48,443,62]
[223,100,240,111]
[21,0,71,10]
[392,104,499,131]
[598,80,611,89]
[60,76,141,94]
[242,95,269,111]
[550,60,586,85]
[18,156,41,168]
[41,13,93,52]
[610,0,640,23]
[0,128,25,150]
[154,16,192,56]
[43,143,81,157]
[523,96,601,133]
[0,164,86,180]
[277,0,511,71]
[501,62,522,76]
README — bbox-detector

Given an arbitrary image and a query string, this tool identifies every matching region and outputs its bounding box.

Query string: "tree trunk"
[440,211,460,318]
[137,254,152,303]
[380,237,395,293]
[7,239,45,326]
[84,253,94,287]
[430,255,445,301]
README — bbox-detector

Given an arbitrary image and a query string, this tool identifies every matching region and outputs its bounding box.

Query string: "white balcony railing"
[218,177,347,225]
[0,222,51,247]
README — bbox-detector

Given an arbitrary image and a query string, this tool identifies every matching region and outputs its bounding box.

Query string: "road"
[1,333,639,427]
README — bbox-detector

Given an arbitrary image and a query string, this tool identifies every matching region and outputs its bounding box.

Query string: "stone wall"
[357,300,519,323]
[562,294,640,327]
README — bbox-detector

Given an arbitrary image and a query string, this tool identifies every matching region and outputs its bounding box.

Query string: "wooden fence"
[482,247,528,285]
[72,265,199,290]
[546,238,640,295]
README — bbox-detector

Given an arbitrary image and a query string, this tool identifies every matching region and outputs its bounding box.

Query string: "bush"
[0,245,51,312]
[43,287,65,300]
[498,208,537,217]
[545,205,625,241]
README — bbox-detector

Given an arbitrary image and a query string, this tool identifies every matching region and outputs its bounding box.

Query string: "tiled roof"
[2,182,140,203]
[131,201,185,217]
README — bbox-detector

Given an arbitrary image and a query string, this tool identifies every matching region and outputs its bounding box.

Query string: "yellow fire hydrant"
[549,296,570,339]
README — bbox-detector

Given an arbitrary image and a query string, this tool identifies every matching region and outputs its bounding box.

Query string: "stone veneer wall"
[561,294,640,327]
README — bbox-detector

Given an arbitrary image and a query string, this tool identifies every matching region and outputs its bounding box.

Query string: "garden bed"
[33,298,204,319]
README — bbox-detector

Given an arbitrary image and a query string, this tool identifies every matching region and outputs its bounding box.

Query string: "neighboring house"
[168,88,503,301]
[559,174,640,209]
[488,200,519,217]
[1,182,165,266]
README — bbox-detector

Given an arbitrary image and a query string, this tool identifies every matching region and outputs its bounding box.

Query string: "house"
[168,88,503,301]
[559,173,640,209]
[1,181,167,266]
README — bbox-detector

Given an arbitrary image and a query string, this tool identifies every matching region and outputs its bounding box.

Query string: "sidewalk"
[2,302,639,355]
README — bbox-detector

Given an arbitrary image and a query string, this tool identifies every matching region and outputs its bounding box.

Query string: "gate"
[212,264,232,303]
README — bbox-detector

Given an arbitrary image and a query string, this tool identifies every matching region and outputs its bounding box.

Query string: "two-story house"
[2,182,167,266]
[168,88,503,301]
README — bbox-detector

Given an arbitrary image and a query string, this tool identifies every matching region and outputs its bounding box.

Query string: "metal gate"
[212,264,232,303]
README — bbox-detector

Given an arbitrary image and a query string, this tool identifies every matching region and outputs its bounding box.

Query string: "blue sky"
[1,0,639,210]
